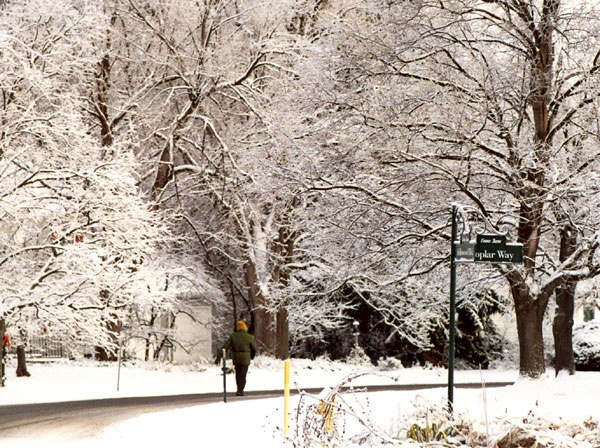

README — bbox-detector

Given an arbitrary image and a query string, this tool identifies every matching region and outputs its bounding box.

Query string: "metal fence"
[9,334,69,359]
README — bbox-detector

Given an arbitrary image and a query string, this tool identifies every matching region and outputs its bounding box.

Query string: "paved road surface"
[0,382,512,439]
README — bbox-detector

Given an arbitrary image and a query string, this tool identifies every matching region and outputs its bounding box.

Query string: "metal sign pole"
[222,348,227,403]
[447,204,523,413]
[0,319,6,387]
[117,339,122,392]
[0,349,5,387]
[448,205,458,413]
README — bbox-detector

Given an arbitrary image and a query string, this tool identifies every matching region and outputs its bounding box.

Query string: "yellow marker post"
[283,359,291,435]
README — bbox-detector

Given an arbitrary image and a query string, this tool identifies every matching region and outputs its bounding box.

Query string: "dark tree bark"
[276,306,289,359]
[95,315,120,362]
[505,0,558,378]
[553,224,577,375]
[96,52,114,149]
[513,294,547,378]
[95,345,117,362]
[16,346,30,377]
[274,213,295,360]
[245,261,276,356]
[508,193,548,377]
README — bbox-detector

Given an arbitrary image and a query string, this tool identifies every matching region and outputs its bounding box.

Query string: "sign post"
[284,360,291,435]
[448,206,458,412]
[448,205,523,412]
[222,348,228,403]
[1,319,7,388]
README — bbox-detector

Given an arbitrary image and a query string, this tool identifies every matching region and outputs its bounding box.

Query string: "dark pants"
[234,364,249,393]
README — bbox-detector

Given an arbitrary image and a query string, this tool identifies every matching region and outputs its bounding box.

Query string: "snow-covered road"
[0,381,515,441]
[1,359,599,448]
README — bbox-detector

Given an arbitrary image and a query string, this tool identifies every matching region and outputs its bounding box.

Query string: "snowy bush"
[287,370,600,448]
[346,345,372,366]
[289,327,600,447]
[573,321,600,371]
[491,416,600,448]
[289,373,405,447]
[376,357,404,371]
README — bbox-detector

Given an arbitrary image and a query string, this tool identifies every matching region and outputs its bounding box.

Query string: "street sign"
[449,205,523,413]
[476,233,506,247]
[453,234,523,264]
[455,242,475,262]
[474,242,523,264]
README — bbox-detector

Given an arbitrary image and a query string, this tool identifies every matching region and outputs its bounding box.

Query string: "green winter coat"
[223,330,257,366]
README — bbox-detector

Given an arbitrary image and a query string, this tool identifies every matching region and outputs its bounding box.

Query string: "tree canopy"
[1,0,600,374]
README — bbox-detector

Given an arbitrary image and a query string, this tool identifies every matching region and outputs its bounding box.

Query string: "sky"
[0,356,598,447]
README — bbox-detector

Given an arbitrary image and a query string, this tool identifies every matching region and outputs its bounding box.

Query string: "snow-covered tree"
[284,0,600,376]
[0,0,189,355]
[108,0,331,357]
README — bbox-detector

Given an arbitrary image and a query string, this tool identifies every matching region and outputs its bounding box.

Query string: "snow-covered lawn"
[0,356,598,447]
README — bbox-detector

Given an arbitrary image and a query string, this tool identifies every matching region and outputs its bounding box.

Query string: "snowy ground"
[0,356,598,447]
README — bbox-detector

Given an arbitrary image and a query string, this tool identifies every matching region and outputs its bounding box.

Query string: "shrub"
[292,289,509,369]
[573,320,600,371]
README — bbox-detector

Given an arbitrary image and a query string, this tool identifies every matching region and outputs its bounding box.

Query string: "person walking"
[222,320,257,396]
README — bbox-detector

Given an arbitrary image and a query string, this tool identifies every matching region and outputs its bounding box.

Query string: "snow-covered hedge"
[573,320,600,371]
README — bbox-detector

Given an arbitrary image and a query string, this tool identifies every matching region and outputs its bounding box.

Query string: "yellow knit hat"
[236,320,248,331]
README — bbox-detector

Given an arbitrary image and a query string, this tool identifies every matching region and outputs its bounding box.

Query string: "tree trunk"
[552,224,577,375]
[511,196,548,378]
[95,346,116,362]
[95,315,121,362]
[505,0,557,379]
[252,306,276,356]
[276,306,289,359]
[553,286,575,375]
[144,310,157,361]
[509,272,547,378]
[96,52,114,149]
[16,345,30,377]
[274,219,295,360]
[144,336,152,361]
[514,299,546,377]
[245,261,276,355]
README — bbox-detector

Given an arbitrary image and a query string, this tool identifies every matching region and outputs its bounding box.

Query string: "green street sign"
[454,234,524,264]
[476,233,506,247]
[474,242,523,264]
[455,242,475,262]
